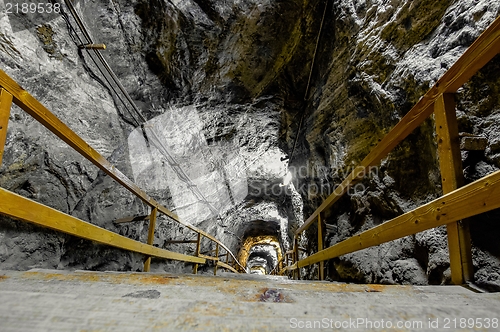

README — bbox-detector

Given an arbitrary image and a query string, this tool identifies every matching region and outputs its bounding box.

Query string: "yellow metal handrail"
[0,71,244,274]
[286,15,500,284]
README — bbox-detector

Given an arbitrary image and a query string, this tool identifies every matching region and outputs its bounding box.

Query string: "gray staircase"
[0,269,499,331]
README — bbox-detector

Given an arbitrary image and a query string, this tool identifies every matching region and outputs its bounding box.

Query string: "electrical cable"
[59,2,141,127]
[288,0,329,165]
[60,0,329,230]
[230,0,330,180]
[63,0,146,124]
[61,0,222,219]
[234,0,329,176]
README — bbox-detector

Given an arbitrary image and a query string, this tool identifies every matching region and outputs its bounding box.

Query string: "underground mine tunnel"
[1,0,500,317]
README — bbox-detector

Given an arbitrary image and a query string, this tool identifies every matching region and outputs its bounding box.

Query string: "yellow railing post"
[318,213,324,281]
[434,94,474,284]
[279,254,284,274]
[0,88,13,167]
[214,243,219,276]
[294,237,300,280]
[143,207,157,272]
[294,169,500,269]
[193,233,202,274]
[278,17,500,278]
[292,240,296,279]
[0,188,207,264]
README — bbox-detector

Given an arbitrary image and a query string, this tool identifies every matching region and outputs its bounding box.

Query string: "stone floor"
[0,269,499,331]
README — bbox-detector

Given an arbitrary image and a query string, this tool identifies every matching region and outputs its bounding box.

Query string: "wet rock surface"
[0,0,499,289]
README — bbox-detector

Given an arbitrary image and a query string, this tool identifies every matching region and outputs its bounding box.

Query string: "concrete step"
[0,269,498,331]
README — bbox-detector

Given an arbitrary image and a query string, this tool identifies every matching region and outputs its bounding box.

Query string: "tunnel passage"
[246,243,279,274]
[238,233,283,274]
[235,218,285,274]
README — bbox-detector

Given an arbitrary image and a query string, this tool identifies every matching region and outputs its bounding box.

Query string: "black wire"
[63,0,145,125]
[288,0,329,165]
[58,0,247,269]
[60,1,246,223]
[59,1,141,127]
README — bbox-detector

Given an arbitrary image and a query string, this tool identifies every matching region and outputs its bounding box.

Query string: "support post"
[143,207,157,272]
[318,214,324,281]
[193,233,202,274]
[294,237,301,280]
[214,243,219,276]
[292,240,297,279]
[279,254,284,274]
[434,93,474,284]
[0,89,13,166]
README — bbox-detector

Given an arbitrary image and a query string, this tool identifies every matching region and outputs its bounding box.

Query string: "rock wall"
[291,0,500,290]
[0,0,150,271]
[0,0,312,272]
[0,0,499,288]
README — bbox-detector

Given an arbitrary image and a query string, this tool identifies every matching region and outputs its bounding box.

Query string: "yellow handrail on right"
[287,15,500,284]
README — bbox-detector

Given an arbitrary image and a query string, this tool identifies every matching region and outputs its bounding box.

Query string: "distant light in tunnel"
[237,235,283,275]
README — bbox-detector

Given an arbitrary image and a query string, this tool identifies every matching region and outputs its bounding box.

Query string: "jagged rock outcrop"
[0,0,499,289]
[290,0,500,289]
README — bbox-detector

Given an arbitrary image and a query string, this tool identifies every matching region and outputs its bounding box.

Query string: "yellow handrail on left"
[0,71,242,274]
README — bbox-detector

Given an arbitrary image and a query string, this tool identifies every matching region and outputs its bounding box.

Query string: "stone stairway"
[0,269,499,331]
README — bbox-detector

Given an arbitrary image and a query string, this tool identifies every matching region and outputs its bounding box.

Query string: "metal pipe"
[78,43,106,50]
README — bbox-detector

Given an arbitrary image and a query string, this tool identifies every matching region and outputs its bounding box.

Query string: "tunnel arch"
[237,234,283,274]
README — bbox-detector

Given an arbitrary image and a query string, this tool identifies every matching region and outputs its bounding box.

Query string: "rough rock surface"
[291,0,500,289]
[0,0,307,272]
[0,0,499,289]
